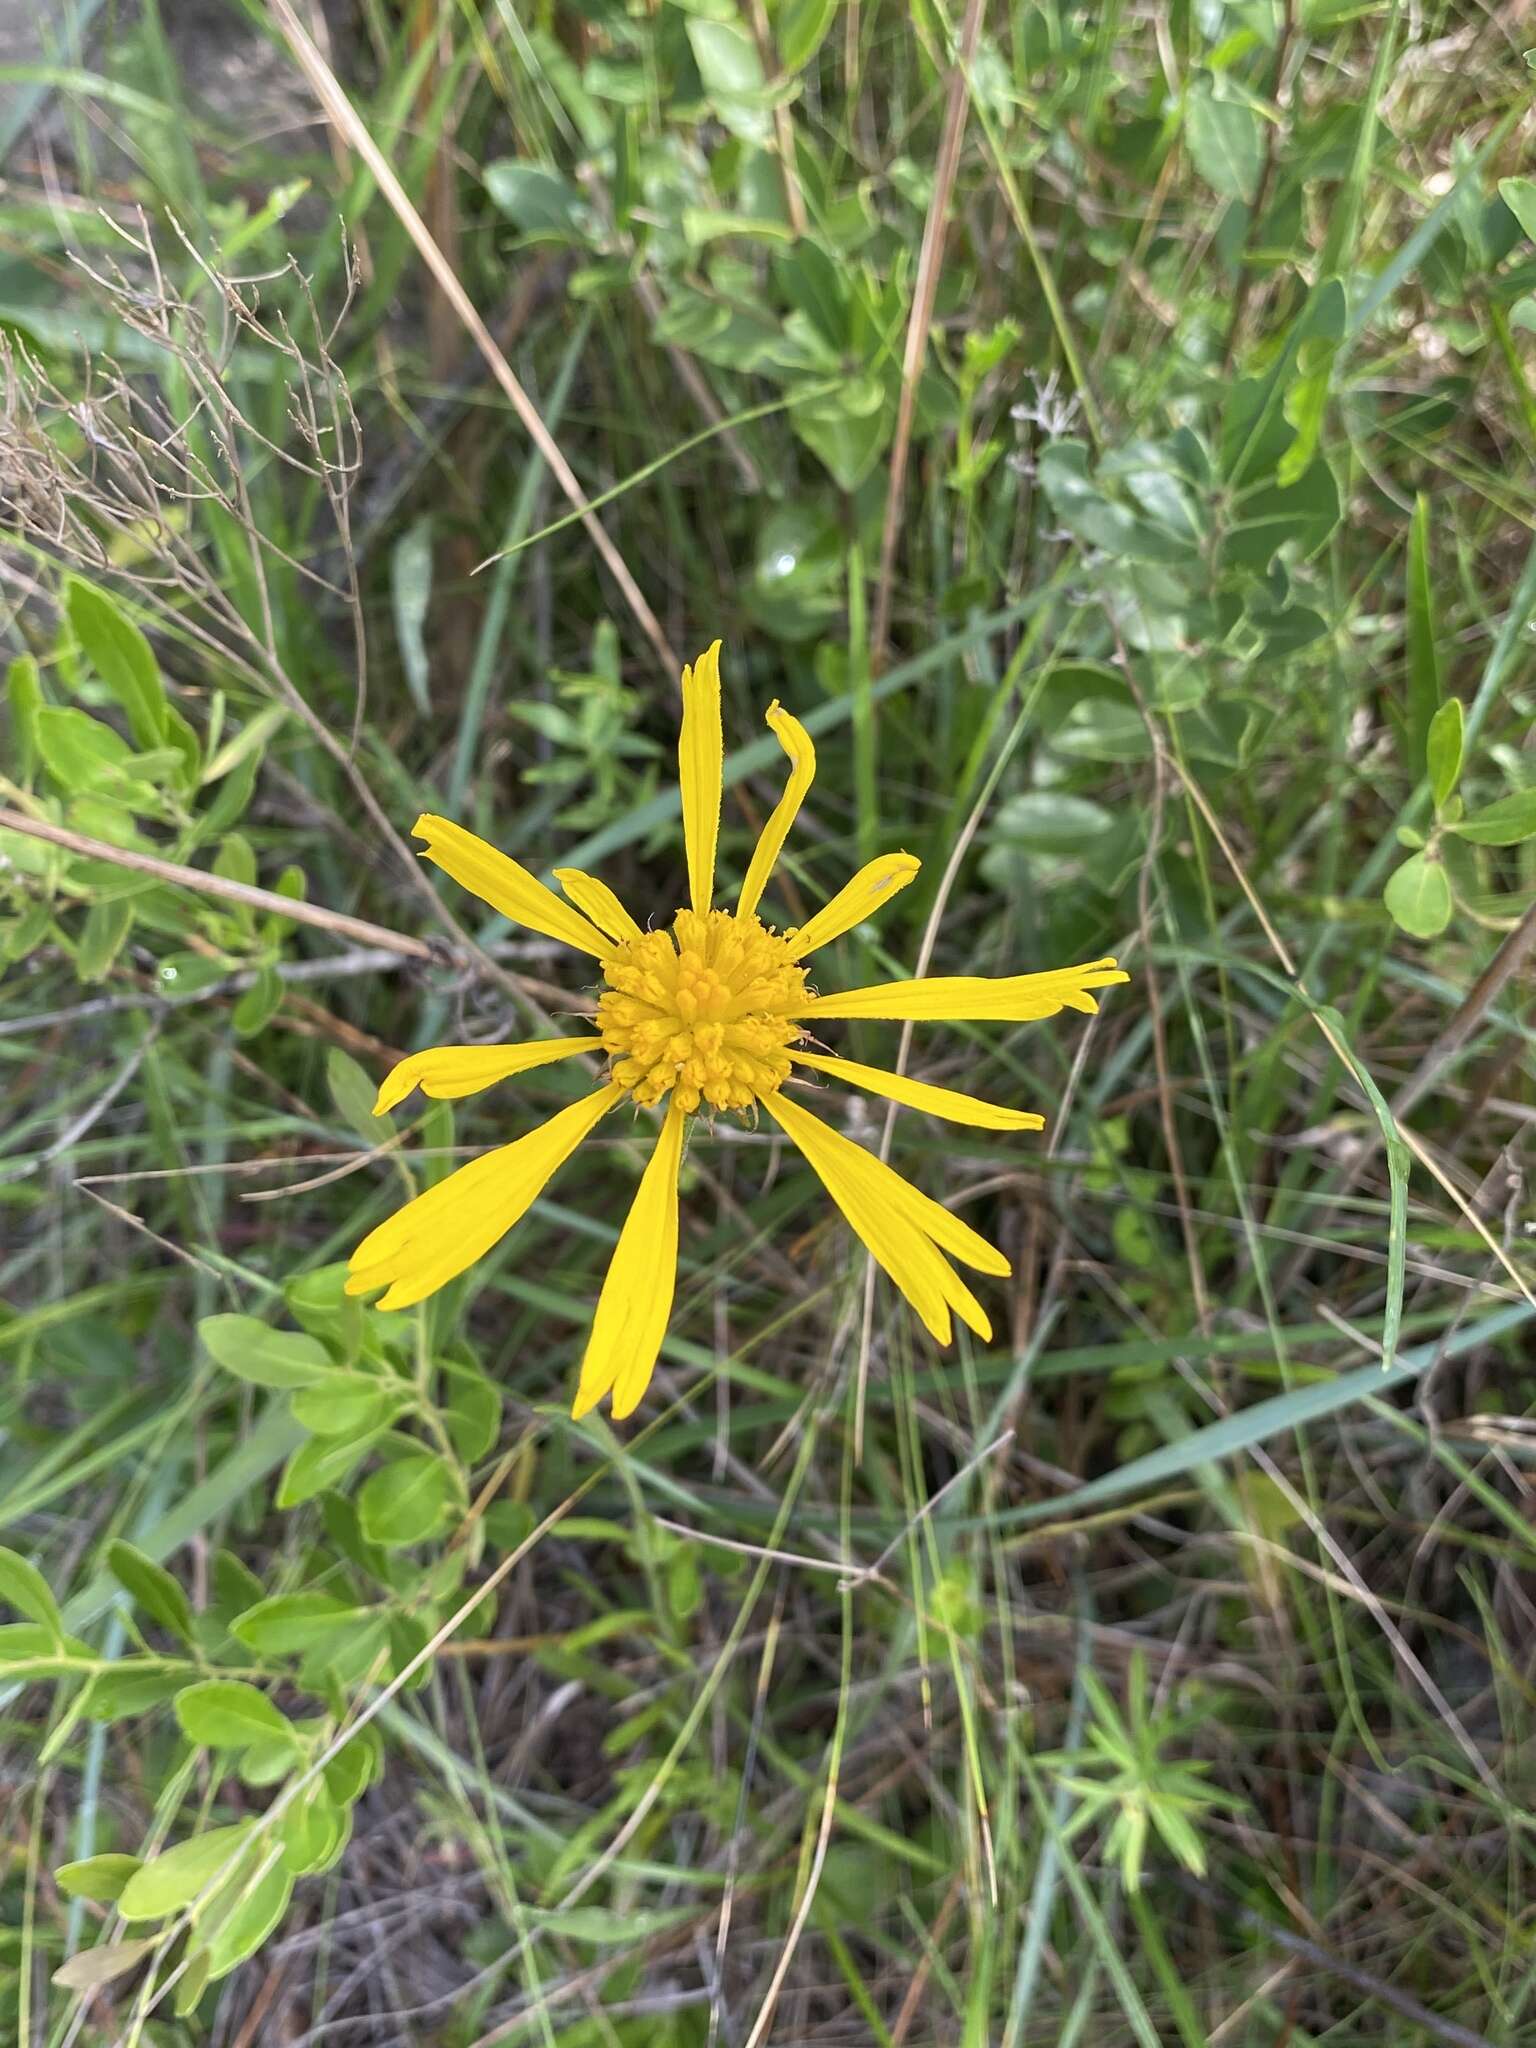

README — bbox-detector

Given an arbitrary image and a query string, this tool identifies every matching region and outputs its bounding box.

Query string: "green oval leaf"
[199,1314,335,1389]
[0,1545,64,1640]
[174,1679,296,1751]
[358,1454,455,1549]
[1446,788,1536,845]
[117,1823,256,1922]
[1383,851,1453,939]
[55,1852,143,1902]
[66,577,167,749]
[106,1540,193,1644]
[231,1592,374,1656]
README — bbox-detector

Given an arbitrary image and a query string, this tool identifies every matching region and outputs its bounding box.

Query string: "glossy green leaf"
[174,1679,297,1751]
[0,1544,64,1639]
[67,577,167,749]
[1425,696,1463,809]
[200,1314,335,1389]
[1498,175,1536,242]
[55,1852,143,1902]
[1383,851,1453,938]
[1185,81,1262,203]
[117,1822,257,1921]
[778,0,838,71]
[358,1453,456,1549]
[231,1592,375,1656]
[1447,788,1536,845]
[106,1539,194,1644]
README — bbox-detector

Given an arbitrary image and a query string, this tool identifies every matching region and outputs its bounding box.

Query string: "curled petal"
[785,853,920,959]
[554,868,643,944]
[373,1036,602,1116]
[736,700,815,922]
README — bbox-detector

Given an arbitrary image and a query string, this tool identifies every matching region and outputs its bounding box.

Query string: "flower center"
[597,908,808,1113]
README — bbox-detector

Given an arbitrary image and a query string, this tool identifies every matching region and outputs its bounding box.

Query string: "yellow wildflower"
[347,642,1127,1420]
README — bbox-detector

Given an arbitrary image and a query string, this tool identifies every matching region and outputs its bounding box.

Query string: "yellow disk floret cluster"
[597,908,808,1112]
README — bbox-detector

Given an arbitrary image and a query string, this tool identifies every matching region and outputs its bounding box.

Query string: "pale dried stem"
[870,0,986,667]
[265,0,680,678]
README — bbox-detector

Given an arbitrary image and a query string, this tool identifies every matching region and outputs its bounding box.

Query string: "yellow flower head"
[347,641,1128,1421]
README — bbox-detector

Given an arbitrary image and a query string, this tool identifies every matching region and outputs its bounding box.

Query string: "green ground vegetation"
[4,0,1536,2040]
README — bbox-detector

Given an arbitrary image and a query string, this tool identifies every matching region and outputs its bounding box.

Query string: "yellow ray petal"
[736,700,815,922]
[413,814,611,958]
[347,1083,621,1310]
[796,957,1129,1022]
[877,1156,1011,1278]
[764,1091,1000,1345]
[374,1036,602,1116]
[553,868,643,945]
[679,640,723,916]
[791,1052,1045,1132]
[573,1102,687,1421]
[785,852,921,958]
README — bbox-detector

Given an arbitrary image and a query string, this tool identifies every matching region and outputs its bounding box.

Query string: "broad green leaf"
[117,1823,256,1922]
[67,578,167,748]
[232,1592,375,1656]
[1498,175,1536,242]
[441,1359,501,1463]
[1447,788,1536,845]
[52,1936,160,1991]
[358,1453,456,1549]
[35,706,135,793]
[0,1621,95,1677]
[0,1545,64,1639]
[1405,494,1442,776]
[76,897,135,984]
[778,0,838,71]
[682,207,796,250]
[788,378,889,490]
[1383,851,1453,938]
[55,1853,143,1902]
[276,1429,378,1507]
[279,1786,346,1874]
[200,1313,335,1388]
[686,19,773,143]
[174,1679,296,1751]
[202,1859,293,1980]
[232,965,284,1038]
[1185,80,1262,203]
[1426,696,1463,809]
[1223,457,1339,570]
[990,792,1116,855]
[82,1666,190,1719]
[483,160,587,236]
[106,1539,194,1644]
[289,1380,398,1437]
